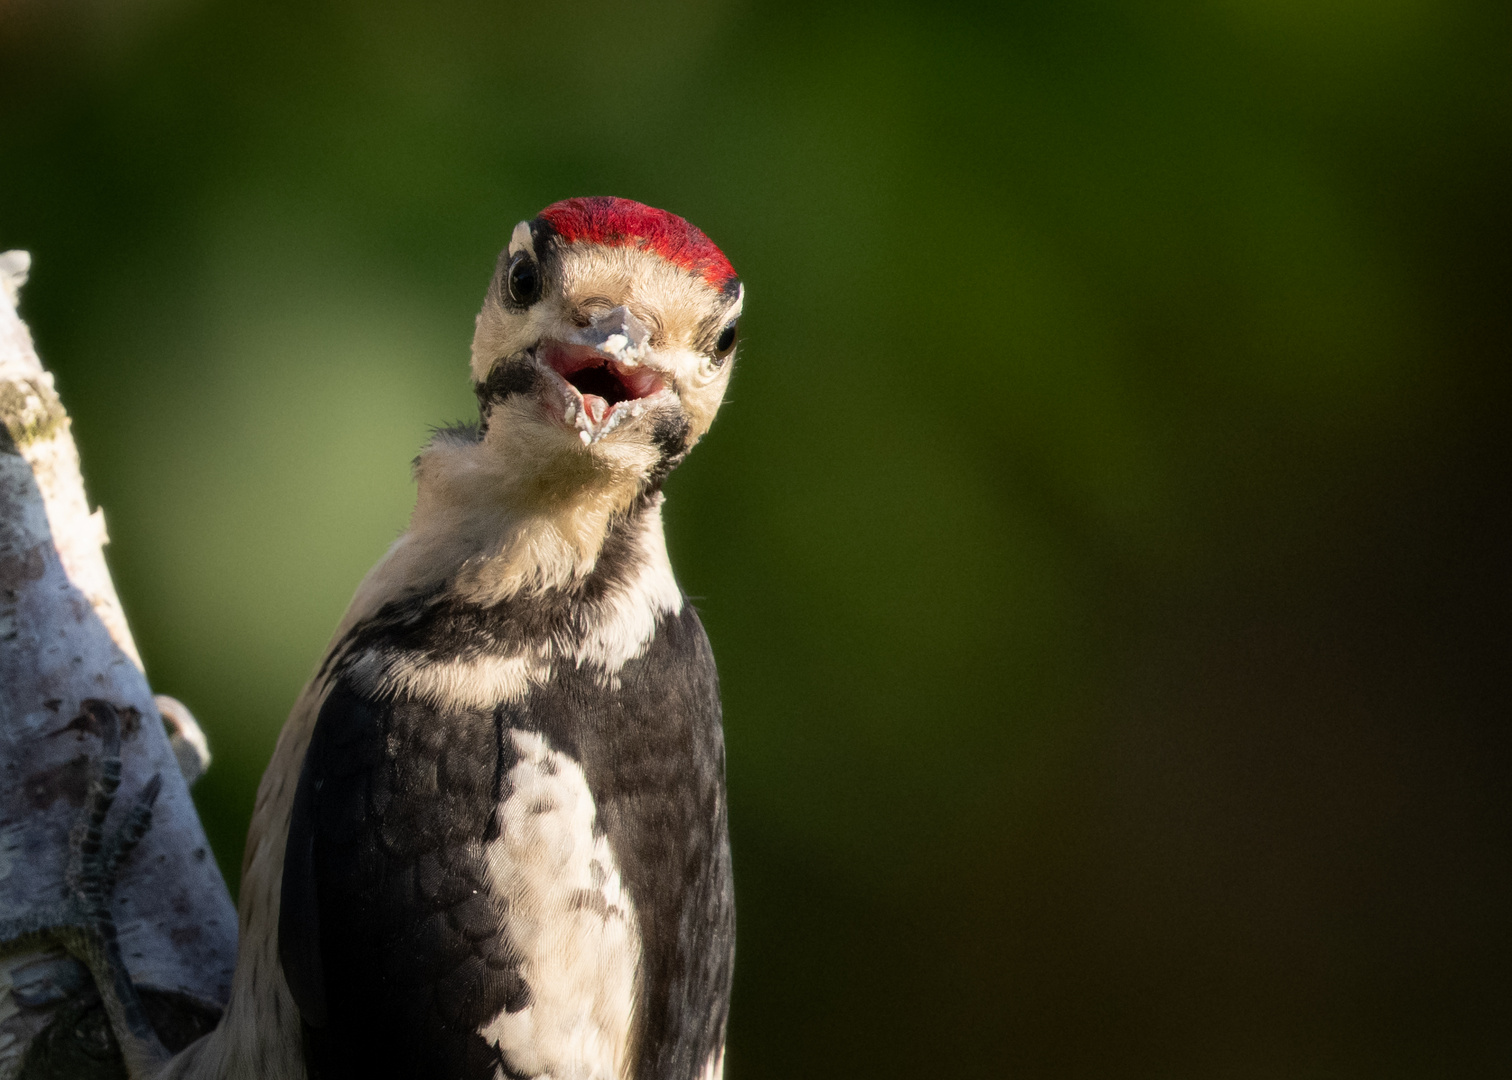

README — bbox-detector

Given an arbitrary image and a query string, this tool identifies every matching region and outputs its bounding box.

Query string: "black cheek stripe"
[475,356,541,409]
[646,415,693,486]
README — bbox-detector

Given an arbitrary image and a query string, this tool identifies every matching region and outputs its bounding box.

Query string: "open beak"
[538,306,670,444]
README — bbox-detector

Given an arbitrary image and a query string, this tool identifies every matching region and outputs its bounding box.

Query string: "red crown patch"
[539,197,738,291]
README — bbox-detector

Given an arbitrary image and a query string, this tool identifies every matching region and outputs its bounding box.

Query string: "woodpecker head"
[469,197,742,492]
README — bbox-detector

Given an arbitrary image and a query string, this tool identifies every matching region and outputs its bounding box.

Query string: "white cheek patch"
[572,516,683,680]
[479,730,640,1080]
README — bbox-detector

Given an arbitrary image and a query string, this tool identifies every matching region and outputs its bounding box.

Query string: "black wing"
[278,681,526,1080]
[279,602,734,1080]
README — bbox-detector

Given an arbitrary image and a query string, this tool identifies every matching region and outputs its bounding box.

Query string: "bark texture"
[0,251,237,1077]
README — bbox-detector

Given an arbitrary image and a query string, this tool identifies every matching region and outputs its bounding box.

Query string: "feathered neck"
[335,411,663,635]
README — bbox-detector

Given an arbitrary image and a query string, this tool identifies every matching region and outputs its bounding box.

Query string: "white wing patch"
[347,643,552,711]
[479,730,640,1080]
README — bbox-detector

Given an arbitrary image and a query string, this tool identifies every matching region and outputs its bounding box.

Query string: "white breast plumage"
[478,730,640,1080]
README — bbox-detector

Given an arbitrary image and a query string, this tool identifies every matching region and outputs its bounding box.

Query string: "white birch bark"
[0,251,237,1075]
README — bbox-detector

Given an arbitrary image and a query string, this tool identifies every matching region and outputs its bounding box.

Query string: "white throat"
[353,397,663,617]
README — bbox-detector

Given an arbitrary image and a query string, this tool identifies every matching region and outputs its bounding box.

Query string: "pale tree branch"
[0,251,237,1078]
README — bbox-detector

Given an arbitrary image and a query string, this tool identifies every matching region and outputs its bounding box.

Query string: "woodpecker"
[25,197,742,1080]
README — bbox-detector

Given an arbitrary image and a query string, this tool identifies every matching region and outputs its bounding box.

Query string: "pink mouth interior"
[543,343,665,410]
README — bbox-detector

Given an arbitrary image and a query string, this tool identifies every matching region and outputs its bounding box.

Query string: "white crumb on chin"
[479,730,639,1080]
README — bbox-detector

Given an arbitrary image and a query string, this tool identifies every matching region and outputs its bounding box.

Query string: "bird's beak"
[567,306,653,366]
[538,306,671,445]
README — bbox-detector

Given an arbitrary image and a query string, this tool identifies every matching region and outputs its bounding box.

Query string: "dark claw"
[1,699,173,1077]
[103,774,162,886]
[71,700,125,885]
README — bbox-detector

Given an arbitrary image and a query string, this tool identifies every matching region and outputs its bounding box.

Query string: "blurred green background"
[4,0,1511,1075]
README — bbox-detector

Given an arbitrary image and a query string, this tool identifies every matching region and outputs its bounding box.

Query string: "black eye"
[505,254,541,306]
[712,321,738,361]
